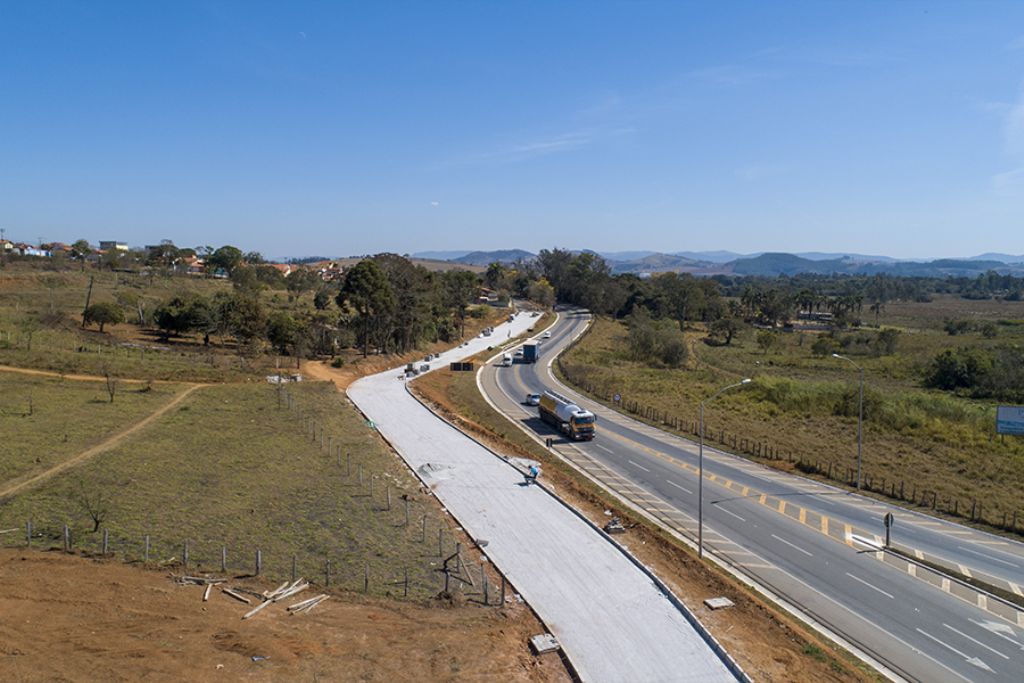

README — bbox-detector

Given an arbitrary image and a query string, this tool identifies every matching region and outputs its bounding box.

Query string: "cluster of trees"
[136,253,507,361]
[924,346,1024,402]
[623,308,688,368]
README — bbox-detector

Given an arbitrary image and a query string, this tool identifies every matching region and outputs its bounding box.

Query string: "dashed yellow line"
[777,500,787,515]
[799,508,807,525]
[820,517,829,535]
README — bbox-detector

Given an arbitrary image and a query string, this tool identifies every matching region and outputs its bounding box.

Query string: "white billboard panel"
[996,406,1024,435]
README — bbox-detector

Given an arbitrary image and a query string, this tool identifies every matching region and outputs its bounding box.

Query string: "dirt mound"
[0,549,569,682]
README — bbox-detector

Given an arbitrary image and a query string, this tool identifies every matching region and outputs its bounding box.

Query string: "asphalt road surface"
[479,309,1024,683]
[349,311,743,682]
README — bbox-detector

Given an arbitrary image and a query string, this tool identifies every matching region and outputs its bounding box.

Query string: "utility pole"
[82,276,95,328]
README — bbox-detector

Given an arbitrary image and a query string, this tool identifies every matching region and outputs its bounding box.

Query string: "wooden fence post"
[144,535,150,562]
[325,558,331,587]
[221,546,227,572]
[256,549,262,575]
[63,524,70,552]
[183,540,189,568]
[103,528,109,555]
[26,519,31,547]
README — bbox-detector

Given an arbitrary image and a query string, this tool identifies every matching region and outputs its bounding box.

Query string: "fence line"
[556,358,1022,537]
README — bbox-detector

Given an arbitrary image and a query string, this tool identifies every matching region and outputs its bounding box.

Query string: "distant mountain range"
[410,248,1024,277]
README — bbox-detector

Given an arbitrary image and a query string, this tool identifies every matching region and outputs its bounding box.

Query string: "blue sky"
[3,1,1024,259]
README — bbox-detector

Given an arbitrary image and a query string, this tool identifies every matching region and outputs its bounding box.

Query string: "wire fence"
[556,344,1023,538]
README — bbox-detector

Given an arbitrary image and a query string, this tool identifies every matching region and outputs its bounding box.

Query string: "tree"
[71,239,92,269]
[83,302,125,333]
[266,311,299,354]
[441,269,479,339]
[527,278,555,308]
[206,245,244,275]
[756,329,778,354]
[874,328,901,356]
[337,259,395,357]
[709,318,741,345]
[76,482,109,533]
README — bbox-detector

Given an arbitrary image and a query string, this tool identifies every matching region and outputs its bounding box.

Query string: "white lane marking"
[628,460,650,473]
[956,545,1021,569]
[594,443,615,455]
[968,618,1024,649]
[844,572,895,599]
[716,505,747,523]
[667,479,692,495]
[916,628,995,673]
[943,623,1009,660]
[771,533,813,557]
[813,496,838,507]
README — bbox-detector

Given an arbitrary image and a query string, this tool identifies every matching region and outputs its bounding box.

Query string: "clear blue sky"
[3,1,1024,259]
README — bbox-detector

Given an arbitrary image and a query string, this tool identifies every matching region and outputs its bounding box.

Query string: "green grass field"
[0,378,451,598]
[560,305,1024,532]
[0,372,186,487]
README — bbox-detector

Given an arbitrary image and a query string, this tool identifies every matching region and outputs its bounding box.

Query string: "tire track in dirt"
[0,383,205,499]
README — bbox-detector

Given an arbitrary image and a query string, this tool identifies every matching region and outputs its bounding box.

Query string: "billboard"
[996,406,1024,435]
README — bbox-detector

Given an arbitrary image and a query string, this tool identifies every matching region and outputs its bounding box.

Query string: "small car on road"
[525,393,541,406]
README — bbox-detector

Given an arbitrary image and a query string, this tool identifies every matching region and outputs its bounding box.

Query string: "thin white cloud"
[992,166,1024,192]
[430,201,439,207]
[442,126,635,167]
[685,64,780,87]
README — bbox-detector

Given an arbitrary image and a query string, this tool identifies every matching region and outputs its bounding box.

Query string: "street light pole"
[698,378,751,559]
[833,354,864,490]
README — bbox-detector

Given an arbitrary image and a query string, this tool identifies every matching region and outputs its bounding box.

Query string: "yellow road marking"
[844,524,853,547]
[799,508,807,525]
[1009,582,1023,597]
[942,578,951,592]
[959,565,973,578]
[758,494,767,505]
[741,486,749,497]
[777,500,786,515]
[820,517,829,535]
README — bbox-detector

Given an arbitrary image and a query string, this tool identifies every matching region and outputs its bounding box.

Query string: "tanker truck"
[538,391,596,441]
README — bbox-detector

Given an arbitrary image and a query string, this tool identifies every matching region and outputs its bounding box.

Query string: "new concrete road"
[480,309,1024,683]
[348,312,744,683]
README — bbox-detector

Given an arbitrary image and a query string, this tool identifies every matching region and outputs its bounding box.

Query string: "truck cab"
[501,353,513,367]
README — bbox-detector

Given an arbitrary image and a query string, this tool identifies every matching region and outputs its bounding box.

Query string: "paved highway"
[349,311,743,682]
[479,309,1024,683]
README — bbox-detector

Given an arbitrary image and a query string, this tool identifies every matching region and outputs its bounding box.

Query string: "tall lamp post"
[832,353,864,490]
[698,378,751,558]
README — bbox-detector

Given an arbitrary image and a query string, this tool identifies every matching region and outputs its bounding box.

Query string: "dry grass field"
[559,298,1024,531]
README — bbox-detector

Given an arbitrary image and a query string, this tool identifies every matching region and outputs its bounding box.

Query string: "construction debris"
[222,588,251,605]
[703,597,735,611]
[529,633,560,655]
[603,517,626,534]
[203,584,212,602]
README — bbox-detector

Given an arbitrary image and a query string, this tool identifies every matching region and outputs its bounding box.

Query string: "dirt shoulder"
[0,549,570,683]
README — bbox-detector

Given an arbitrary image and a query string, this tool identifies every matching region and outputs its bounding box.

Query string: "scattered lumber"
[263,581,289,599]
[221,588,252,605]
[289,594,329,614]
[242,599,274,620]
[203,584,212,602]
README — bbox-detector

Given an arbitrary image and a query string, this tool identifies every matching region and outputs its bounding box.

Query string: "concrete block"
[703,597,734,610]
[530,633,561,655]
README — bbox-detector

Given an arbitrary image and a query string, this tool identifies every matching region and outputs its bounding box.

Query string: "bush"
[331,357,345,368]
[874,328,901,355]
[811,335,839,357]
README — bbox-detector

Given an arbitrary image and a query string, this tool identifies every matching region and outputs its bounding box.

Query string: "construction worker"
[525,464,540,485]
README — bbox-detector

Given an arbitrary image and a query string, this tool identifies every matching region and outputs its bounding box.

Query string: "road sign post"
[883,512,894,548]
